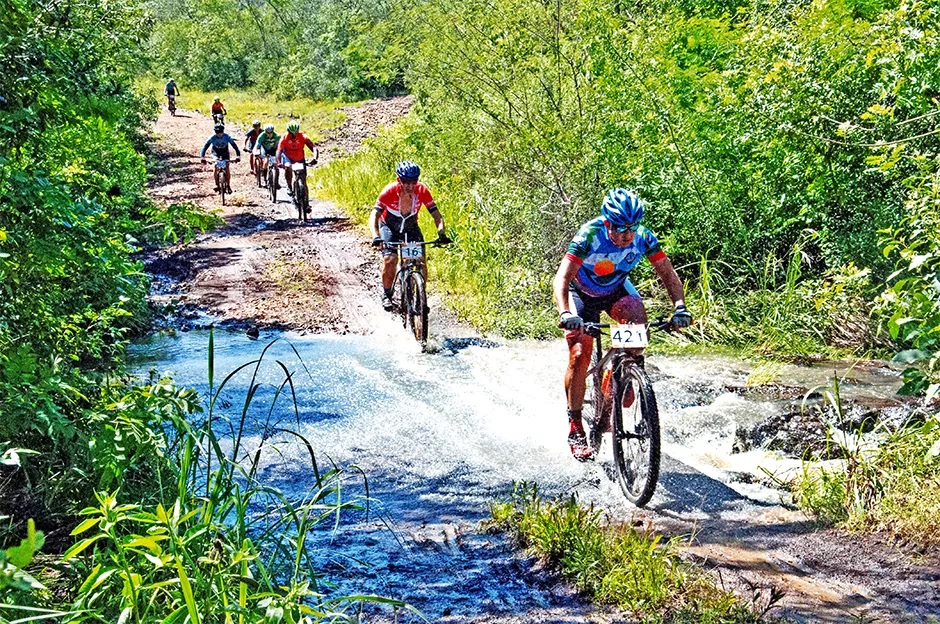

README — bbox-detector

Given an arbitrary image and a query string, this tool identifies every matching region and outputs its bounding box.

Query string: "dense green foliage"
[309,0,940,347]
[146,0,407,100]
[0,0,164,528]
[488,483,774,622]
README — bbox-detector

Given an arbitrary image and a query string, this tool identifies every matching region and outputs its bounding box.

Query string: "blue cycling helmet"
[601,188,644,228]
[396,160,421,183]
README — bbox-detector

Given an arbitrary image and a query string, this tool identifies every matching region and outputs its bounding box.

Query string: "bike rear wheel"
[406,272,428,345]
[255,159,263,188]
[611,362,660,507]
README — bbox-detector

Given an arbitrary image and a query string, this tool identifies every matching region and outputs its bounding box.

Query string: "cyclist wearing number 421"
[368,161,451,312]
[552,188,693,462]
[200,124,241,193]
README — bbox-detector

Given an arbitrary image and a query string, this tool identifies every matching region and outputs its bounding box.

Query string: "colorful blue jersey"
[200,133,240,159]
[565,217,665,297]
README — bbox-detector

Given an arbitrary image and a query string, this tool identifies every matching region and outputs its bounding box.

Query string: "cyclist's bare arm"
[367,207,381,238]
[429,207,445,237]
[650,255,685,308]
[304,140,319,162]
[552,256,580,316]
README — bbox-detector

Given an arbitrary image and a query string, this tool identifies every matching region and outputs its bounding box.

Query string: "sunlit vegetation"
[2,337,401,620]
[488,483,776,622]
[791,379,940,546]
[138,77,348,142]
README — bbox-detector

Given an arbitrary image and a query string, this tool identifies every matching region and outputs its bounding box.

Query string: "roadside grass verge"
[790,380,940,548]
[486,484,773,623]
[136,77,346,142]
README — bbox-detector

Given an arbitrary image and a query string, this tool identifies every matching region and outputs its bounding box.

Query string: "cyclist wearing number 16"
[369,161,451,311]
[200,124,241,193]
[551,188,692,462]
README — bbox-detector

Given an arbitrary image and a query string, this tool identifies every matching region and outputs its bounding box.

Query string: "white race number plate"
[401,244,422,259]
[610,323,648,348]
[291,162,305,171]
[215,160,228,169]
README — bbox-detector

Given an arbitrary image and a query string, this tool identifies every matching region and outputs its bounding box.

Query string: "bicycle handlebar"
[383,239,452,248]
[582,318,675,336]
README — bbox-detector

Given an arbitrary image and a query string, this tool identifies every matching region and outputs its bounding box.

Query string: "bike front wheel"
[405,272,428,345]
[215,167,226,206]
[267,167,278,203]
[611,362,660,507]
[585,349,607,454]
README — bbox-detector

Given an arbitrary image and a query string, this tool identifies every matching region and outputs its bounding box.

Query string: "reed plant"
[487,483,774,623]
[791,377,940,548]
[1,332,404,622]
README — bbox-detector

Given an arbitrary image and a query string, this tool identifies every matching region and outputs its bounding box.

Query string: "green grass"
[487,483,776,623]
[136,77,347,142]
[790,378,940,548]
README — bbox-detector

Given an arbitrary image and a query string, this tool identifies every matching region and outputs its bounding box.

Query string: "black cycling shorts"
[378,219,424,257]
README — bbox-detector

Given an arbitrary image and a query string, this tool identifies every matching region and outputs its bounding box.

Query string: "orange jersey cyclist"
[275,121,319,209]
[368,160,451,311]
[551,188,692,462]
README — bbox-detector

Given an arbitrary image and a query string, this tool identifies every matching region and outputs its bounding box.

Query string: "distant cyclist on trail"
[200,123,241,193]
[275,121,319,210]
[369,161,451,311]
[552,188,692,462]
[245,120,262,176]
[211,97,226,124]
[164,79,179,107]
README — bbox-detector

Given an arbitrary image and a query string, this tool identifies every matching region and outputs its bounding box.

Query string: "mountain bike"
[262,155,278,204]
[579,320,672,507]
[286,159,315,221]
[385,239,450,347]
[252,146,263,188]
[212,159,230,206]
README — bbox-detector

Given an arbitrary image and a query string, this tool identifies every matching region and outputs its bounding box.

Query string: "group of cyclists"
[168,79,695,466]
[178,92,319,204]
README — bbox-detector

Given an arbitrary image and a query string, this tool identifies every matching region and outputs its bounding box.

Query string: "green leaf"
[892,349,931,363]
[62,535,105,561]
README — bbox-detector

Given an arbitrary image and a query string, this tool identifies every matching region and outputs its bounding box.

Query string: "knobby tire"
[585,349,607,454]
[406,272,428,345]
[610,362,660,507]
[392,269,408,327]
[294,176,308,221]
[267,166,278,204]
[215,167,226,206]
[255,159,263,188]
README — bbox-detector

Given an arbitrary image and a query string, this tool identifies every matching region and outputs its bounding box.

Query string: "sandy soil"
[144,98,414,334]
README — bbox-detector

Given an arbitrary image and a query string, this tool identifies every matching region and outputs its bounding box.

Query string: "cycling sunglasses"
[611,222,640,233]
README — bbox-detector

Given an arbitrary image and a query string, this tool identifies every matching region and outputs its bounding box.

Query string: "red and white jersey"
[375,181,437,222]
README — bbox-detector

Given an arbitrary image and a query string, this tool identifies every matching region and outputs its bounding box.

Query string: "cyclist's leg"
[282,154,294,193]
[564,288,602,412]
[378,222,399,290]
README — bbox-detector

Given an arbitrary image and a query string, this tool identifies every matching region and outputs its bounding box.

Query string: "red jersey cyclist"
[552,188,692,461]
[276,121,319,211]
[369,161,451,311]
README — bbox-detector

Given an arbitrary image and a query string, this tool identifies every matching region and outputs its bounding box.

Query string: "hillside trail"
[141,101,939,624]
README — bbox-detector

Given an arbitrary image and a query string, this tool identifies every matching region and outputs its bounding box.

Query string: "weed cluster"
[790,378,940,548]
[487,483,774,623]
